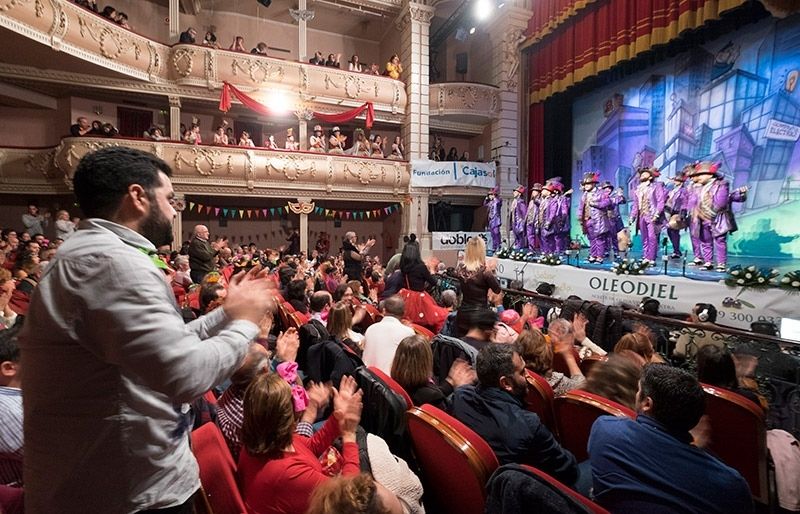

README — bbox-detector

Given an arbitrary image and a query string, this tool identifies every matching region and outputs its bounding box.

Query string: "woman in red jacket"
[238,374,364,514]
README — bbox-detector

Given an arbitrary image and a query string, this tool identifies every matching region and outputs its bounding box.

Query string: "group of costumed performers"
[485,161,745,271]
[304,125,405,159]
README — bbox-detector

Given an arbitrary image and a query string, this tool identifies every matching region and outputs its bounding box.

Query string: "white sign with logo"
[410,160,496,188]
[494,259,796,331]
[765,119,800,142]
[432,231,490,250]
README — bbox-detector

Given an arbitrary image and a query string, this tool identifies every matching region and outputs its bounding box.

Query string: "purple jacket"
[484,196,502,229]
[526,198,539,225]
[539,196,562,237]
[630,181,666,226]
[578,188,612,237]
[510,197,528,233]
[665,184,688,215]
[691,178,745,237]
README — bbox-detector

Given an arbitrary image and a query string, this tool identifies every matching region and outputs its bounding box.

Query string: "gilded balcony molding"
[0,0,408,114]
[429,82,501,123]
[48,137,409,200]
[0,145,71,194]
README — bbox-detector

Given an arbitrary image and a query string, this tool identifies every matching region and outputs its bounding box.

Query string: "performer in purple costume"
[525,183,543,251]
[510,185,528,249]
[601,181,626,258]
[664,167,691,259]
[578,172,612,263]
[484,186,502,251]
[689,161,747,271]
[629,166,666,264]
[538,180,562,254]
[556,185,572,254]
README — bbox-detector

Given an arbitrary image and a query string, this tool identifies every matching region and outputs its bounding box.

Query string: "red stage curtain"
[219,82,375,128]
[524,0,602,48]
[528,103,545,188]
[525,0,748,105]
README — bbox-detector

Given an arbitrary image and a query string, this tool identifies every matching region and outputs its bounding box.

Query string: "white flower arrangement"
[611,258,650,275]
[538,253,563,266]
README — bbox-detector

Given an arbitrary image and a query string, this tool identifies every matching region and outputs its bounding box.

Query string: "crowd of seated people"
[3,186,797,514]
[429,136,475,162]
[69,117,119,138]
[71,0,130,29]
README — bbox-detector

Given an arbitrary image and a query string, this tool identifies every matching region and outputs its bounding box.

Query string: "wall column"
[297,197,311,254]
[398,1,434,254]
[488,5,531,246]
[169,96,182,141]
[172,193,186,250]
[290,4,315,62]
[168,0,180,41]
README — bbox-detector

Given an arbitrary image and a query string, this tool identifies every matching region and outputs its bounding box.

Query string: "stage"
[493,257,797,331]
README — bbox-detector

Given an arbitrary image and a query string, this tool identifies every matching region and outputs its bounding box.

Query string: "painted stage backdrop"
[571,15,800,270]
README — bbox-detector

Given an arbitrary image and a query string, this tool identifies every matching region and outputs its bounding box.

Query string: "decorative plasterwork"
[429,82,501,123]
[429,118,488,135]
[0,0,406,114]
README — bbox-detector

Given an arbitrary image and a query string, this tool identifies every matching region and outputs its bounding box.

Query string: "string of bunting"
[185,201,402,220]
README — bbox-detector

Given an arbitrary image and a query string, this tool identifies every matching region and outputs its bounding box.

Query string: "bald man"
[188,224,215,283]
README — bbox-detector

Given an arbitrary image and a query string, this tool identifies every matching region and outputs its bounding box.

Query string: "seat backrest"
[525,370,557,437]
[552,346,581,376]
[702,384,768,503]
[407,404,499,514]
[411,323,435,339]
[191,423,247,514]
[354,367,410,455]
[579,355,605,377]
[306,339,364,385]
[553,390,636,462]
[485,463,609,514]
[369,366,414,408]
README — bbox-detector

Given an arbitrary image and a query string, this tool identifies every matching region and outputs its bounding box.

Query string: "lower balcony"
[0,137,411,201]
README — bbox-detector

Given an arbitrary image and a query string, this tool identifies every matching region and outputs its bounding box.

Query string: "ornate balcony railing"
[50,137,409,199]
[0,0,407,114]
[429,82,501,124]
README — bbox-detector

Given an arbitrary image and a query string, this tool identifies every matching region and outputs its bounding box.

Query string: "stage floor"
[492,258,797,331]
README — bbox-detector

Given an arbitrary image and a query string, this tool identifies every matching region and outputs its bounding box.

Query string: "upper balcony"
[0,0,407,115]
[429,82,500,134]
[0,137,410,201]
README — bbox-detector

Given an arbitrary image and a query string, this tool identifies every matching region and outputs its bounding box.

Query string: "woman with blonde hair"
[391,334,474,409]
[307,473,410,514]
[614,331,664,364]
[327,301,363,355]
[516,326,585,395]
[454,236,501,336]
[238,373,364,514]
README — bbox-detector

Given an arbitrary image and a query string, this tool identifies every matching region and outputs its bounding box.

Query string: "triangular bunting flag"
[284,206,289,213]
[325,209,331,216]
[205,206,211,215]
[188,202,195,211]
[270,208,275,216]
[247,210,252,218]
[215,207,220,216]
[262,209,268,217]
[346,212,351,219]
[366,211,371,219]
[238,209,244,218]
[223,208,229,217]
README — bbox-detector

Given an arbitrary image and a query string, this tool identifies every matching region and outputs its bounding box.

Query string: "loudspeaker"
[455,53,468,75]
[257,0,271,7]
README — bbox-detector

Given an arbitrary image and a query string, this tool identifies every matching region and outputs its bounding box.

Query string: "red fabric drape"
[219,82,375,128]
[528,103,545,189]
[525,0,748,105]
[525,0,601,47]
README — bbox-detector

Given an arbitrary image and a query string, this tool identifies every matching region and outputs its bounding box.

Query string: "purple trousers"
[541,234,557,254]
[638,218,659,261]
[513,227,527,249]
[526,224,539,251]
[490,226,502,251]
[589,235,607,259]
[667,228,682,255]
[555,234,568,254]
[694,222,727,265]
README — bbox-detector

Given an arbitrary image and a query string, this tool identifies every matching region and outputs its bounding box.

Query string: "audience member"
[455,236,500,336]
[74,0,98,12]
[183,124,202,144]
[461,307,497,352]
[342,231,375,282]
[116,12,130,29]
[0,270,17,330]
[391,334,474,409]
[238,374,363,514]
[19,147,275,513]
[696,345,763,407]
[385,54,402,79]
[251,42,268,55]
[21,204,48,238]
[287,278,309,314]
[309,51,325,65]
[390,135,404,160]
[348,54,363,72]
[0,326,22,487]
[450,344,579,486]
[298,290,332,370]
[517,325,585,395]
[54,210,77,240]
[325,53,341,68]
[239,131,256,147]
[213,125,229,145]
[179,27,197,43]
[588,364,753,514]
[307,473,410,514]
[203,27,219,47]
[446,147,459,161]
[229,36,247,52]
[188,224,216,283]
[582,353,643,410]
[327,301,363,355]
[673,303,721,359]
[70,116,93,137]
[100,5,117,20]
[614,332,663,364]
[363,296,415,374]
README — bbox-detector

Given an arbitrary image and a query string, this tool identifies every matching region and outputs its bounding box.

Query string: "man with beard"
[449,344,579,486]
[19,147,275,514]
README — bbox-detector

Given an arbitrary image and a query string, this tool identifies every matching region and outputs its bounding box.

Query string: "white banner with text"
[432,231,490,250]
[494,259,796,330]
[410,160,496,188]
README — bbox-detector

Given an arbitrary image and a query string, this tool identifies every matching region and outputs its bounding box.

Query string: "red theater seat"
[191,423,247,514]
[369,366,414,408]
[701,384,770,504]
[519,465,610,514]
[525,370,557,437]
[407,404,499,514]
[553,390,636,462]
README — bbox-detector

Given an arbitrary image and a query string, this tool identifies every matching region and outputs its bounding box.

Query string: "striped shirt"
[0,386,23,486]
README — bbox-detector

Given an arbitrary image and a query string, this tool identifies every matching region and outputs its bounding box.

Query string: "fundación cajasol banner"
[410,160,497,188]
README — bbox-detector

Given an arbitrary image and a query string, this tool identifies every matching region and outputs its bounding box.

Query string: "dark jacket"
[485,464,595,514]
[188,237,215,276]
[297,318,329,373]
[450,385,578,485]
[408,381,453,410]
[400,262,436,291]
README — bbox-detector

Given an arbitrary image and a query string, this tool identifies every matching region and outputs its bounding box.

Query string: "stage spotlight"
[257,0,272,7]
[469,27,476,34]
[473,0,493,21]
[265,90,291,114]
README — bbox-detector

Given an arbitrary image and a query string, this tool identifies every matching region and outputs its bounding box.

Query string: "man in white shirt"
[362,295,414,374]
[20,147,274,514]
[0,326,23,487]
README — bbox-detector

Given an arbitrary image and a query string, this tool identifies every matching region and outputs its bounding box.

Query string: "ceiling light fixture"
[473,0,494,21]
